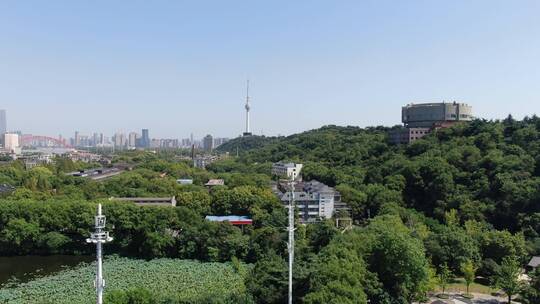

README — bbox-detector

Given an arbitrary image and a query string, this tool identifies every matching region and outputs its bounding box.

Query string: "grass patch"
[434,277,495,295]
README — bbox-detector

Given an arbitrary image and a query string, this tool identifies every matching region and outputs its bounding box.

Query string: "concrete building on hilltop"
[402,102,473,128]
[390,101,473,144]
[389,127,431,145]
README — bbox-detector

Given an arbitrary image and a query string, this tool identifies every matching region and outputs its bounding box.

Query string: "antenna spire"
[243,79,252,136]
[246,79,250,101]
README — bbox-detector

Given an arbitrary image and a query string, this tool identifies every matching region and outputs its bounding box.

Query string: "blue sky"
[1,1,540,139]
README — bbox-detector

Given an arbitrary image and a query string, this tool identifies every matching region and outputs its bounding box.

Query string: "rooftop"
[405,101,470,107]
[528,256,540,268]
[276,180,337,196]
[0,184,15,193]
[205,215,253,225]
[205,179,225,186]
[111,197,177,207]
[273,162,299,168]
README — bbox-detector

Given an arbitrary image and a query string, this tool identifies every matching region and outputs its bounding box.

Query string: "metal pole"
[288,180,295,304]
[87,204,112,304]
[96,241,103,304]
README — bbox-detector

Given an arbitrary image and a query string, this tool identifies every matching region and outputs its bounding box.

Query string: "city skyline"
[2,1,540,137]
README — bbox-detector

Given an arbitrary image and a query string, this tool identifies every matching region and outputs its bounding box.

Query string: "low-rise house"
[205,179,225,187]
[0,184,15,197]
[177,179,193,185]
[527,256,540,272]
[205,215,253,226]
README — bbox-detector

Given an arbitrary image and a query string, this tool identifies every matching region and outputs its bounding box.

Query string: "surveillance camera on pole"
[87,204,113,304]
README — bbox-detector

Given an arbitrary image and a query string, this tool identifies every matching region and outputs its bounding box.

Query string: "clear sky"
[1,1,540,139]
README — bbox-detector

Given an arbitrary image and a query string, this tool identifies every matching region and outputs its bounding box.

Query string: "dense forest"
[217,116,540,303]
[0,117,540,303]
[219,117,540,244]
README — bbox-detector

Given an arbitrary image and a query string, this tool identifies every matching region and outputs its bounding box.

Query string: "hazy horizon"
[2,1,540,139]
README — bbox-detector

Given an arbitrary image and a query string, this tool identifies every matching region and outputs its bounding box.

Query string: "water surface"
[0,255,93,286]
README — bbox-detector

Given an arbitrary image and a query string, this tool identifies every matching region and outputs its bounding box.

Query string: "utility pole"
[287,179,296,304]
[87,204,113,304]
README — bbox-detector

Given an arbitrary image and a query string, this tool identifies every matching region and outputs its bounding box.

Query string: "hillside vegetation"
[208,117,540,303]
[222,119,540,242]
[1,117,540,303]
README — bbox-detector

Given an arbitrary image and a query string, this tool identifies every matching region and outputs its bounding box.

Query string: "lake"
[0,255,93,286]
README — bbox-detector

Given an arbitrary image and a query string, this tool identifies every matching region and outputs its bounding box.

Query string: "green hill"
[214,119,540,243]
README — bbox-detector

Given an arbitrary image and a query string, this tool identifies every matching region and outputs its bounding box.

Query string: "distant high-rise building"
[128,132,138,148]
[150,138,160,148]
[203,134,214,152]
[243,81,252,136]
[99,133,105,146]
[214,137,230,147]
[113,132,126,148]
[0,110,6,136]
[74,131,81,147]
[159,139,179,149]
[140,129,150,148]
[3,133,19,152]
[92,133,99,147]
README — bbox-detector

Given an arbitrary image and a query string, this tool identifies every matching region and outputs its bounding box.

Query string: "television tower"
[87,204,113,304]
[243,80,252,136]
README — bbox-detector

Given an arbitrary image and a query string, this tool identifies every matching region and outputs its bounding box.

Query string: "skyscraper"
[243,81,252,136]
[141,129,150,148]
[113,132,126,148]
[0,110,6,135]
[92,133,99,147]
[128,132,138,148]
[74,131,81,147]
[203,134,214,152]
[3,133,19,152]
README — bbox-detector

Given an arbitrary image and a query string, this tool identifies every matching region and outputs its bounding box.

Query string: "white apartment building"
[271,162,303,180]
[274,180,347,223]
